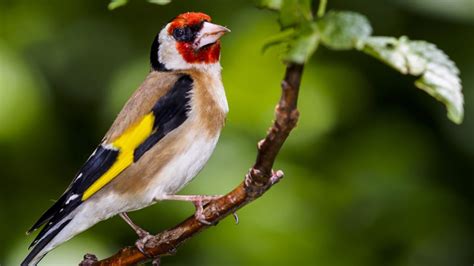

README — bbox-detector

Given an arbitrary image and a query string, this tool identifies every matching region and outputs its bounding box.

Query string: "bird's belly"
[147,131,220,201]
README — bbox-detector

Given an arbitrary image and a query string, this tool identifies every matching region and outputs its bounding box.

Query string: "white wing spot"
[65,194,79,205]
[103,143,119,151]
[74,173,83,182]
[87,148,97,160]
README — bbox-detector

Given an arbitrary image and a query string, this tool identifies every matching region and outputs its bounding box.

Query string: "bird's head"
[151,12,230,71]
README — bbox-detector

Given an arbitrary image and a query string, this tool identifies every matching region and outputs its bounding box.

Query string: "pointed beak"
[194,22,230,49]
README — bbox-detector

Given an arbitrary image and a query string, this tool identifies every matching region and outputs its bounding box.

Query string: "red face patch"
[168,12,211,35]
[176,41,221,64]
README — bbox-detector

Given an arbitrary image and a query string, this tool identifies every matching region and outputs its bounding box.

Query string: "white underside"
[150,132,220,201]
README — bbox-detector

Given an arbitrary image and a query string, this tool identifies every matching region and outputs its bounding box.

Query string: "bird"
[22,12,230,265]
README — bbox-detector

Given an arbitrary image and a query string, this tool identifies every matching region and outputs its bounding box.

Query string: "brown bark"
[83,63,304,266]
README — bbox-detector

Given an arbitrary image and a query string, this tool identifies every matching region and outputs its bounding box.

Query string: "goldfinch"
[22,12,230,265]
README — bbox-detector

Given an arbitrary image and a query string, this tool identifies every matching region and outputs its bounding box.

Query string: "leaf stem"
[317,0,328,18]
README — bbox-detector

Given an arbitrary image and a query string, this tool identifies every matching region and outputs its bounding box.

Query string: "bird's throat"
[176,41,221,65]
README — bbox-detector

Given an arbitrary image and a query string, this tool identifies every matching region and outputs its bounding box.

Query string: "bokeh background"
[1,0,473,265]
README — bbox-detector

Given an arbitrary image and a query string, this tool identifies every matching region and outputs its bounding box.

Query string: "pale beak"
[194,21,230,49]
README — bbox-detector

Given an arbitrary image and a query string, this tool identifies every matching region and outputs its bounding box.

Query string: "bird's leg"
[160,195,222,224]
[119,212,150,238]
[119,213,156,256]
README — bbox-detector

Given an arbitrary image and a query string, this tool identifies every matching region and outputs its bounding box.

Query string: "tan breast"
[184,68,227,137]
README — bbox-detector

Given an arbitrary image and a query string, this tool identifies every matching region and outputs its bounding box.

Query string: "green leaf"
[262,28,296,53]
[147,0,171,4]
[359,36,464,124]
[108,0,128,10]
[317,10,372,50]
[108,0,170,10]
[255,0,282,10]
[284,23,319,64]
[279,0,313,29]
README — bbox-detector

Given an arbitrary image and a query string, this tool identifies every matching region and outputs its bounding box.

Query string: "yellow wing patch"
[82,113,155,201]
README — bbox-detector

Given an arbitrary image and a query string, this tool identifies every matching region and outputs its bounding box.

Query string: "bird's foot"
[192,197,239,225]
[119,212,157,256]
[192,197,213,225]
[135,231,158,257]
[161,194,223,225]
[245,169,284,188]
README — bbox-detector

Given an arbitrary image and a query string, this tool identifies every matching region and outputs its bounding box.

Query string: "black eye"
[173,28,185,39]
[173,27,194,42]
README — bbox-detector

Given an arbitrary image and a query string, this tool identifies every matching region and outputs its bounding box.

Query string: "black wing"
[27,145,118,245]
[134,74,192,160]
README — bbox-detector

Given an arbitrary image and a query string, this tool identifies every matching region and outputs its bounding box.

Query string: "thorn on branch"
[232,212,239,224]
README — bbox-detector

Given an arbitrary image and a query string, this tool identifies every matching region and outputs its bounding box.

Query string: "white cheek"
[158,25,192,70]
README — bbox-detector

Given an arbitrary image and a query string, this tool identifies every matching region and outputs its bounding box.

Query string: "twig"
[317,0,328,18]
[84,63,304,266]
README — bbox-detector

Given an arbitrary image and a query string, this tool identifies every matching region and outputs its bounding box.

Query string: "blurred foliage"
[108,0,171,11]
[396,0,474,23]
[0,43,47,141]
[0,0,473,265]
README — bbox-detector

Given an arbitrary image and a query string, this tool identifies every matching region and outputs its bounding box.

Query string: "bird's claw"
[193,198,212,225]
[159,194,222,225]
[135,231,157,257]
[192,195,222,225]
[245,169,284,188]
[194,199,239,225]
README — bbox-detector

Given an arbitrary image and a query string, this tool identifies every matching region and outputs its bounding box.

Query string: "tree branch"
[83,62,304,265]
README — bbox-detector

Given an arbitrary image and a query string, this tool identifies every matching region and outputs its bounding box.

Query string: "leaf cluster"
[258,0,463,124]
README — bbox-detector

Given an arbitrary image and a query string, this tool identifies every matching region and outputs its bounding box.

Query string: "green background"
[1,0,473,265]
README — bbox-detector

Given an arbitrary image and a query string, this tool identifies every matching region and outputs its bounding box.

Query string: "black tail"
[22,219,72,265]
[27,193,70,235]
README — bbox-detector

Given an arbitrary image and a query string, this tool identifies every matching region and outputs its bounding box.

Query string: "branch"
[83,63,304,265]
